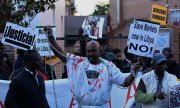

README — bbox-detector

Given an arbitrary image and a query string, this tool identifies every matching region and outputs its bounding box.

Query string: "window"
[169,9,180,26]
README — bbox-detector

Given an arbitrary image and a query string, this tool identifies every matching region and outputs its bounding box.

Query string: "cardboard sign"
[156,30,170,53]
[45,56,60,65]
[127,20,160,57]
[35,26,56,56]
[82,16,104,39]
[151,4,167,26]
[169,9,180,27]
[1,22,36,50]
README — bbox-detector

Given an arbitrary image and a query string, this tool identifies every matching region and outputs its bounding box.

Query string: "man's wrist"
[131,70,136,77]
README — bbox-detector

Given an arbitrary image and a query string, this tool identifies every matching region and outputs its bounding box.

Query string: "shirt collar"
[24,68,38,76]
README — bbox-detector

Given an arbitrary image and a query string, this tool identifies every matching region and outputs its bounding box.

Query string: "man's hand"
[44,25,55,43]
[130,62,141,77]
[44,25,53,37]
[154,92,167,100]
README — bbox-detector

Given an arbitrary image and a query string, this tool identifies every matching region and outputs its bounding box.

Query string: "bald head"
[86,40,101,64]
[86,40,100,49]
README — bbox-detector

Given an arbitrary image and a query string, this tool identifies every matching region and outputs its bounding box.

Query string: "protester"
[5,50,50,108]
[0,42,13,72]
[112,48,122,62]
[105,52,119,67]
[62,28,87,79]
[121,46,138,73]
[105,52,123,71]
[140,57,152,74]
[13,49,25,70]
[44,25,140,107]
[162,47,180,79]
[162,47,172,58]
[135,53,177,108]
[73,40,81,55]
[0,53,11,80]
[165,53,180,79]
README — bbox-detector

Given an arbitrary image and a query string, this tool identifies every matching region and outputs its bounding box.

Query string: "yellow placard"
[151,4,167,26]
[45,56,60,65]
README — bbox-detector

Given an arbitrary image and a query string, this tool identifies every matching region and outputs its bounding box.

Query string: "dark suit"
[5,69,50,108]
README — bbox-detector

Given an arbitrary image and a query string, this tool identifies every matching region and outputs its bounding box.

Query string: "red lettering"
[123,83,137,108]
[0,99,5,108]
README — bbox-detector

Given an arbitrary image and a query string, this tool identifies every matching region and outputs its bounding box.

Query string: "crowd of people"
[0,25,179,108]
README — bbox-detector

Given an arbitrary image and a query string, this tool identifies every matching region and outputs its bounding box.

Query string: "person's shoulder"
[166,71,177,79]
[101,58,110,63]
[142,70,154,78]
[15,69,29,79]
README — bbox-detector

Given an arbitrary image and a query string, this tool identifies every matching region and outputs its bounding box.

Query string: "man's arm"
[44,26,67,63]
[123,62,141,87]
[123,73,135,87]
[135,79,155,104]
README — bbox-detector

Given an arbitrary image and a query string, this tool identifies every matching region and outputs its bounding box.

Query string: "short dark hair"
[124,46,134,60]
[162,47,172,55]
[112,48,121,55]
[23,50,38,64]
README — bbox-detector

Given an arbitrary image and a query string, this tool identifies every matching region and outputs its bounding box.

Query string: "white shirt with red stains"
[66,53,126,107]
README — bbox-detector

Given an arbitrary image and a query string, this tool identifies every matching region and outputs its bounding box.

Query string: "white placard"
[156,30,170,53]
[127,20,160,57]
[82,16,104,39]
[1,22,36,50]
[35,26,56,56]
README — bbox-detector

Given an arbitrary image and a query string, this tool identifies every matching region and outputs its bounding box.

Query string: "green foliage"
[91,2,110,15]
[0,0,56,32]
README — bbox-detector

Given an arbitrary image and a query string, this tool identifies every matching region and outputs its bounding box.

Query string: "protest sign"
[127,20,160,57]
[82,16,104,39]
[1,22,36,50]
[151,4,167,26]
[45,56,60,65]
[155,28,171,53]
[35,26,56,56]
[169,9,180,27]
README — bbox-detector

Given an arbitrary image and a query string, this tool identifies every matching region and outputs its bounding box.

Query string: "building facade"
[109,0,180,63]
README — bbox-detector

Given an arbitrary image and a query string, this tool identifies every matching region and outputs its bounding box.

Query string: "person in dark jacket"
[162,47,180,79]
[165,53,180,79]
[5,50,50,108]
[0,53,11,80]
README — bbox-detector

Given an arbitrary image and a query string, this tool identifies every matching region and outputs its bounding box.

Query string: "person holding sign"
[135,53,177,108]
[44,25,141,107]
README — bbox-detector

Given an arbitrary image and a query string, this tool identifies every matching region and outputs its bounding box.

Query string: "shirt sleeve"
[108,61,126,86]
[135,90,155,104]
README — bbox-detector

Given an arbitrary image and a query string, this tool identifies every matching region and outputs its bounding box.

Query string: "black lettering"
[27,36,33,45]
[153,8,167,15]
[13,30,19,40]
[22,33,26,42]
[129,43,138,51]
[9,28,15,38]
[4,26,10,37]
[17,30,23,41]
[144,24,157,33]
[139,45,148,52]
[134,22,143,30]
[31,35,36,45]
